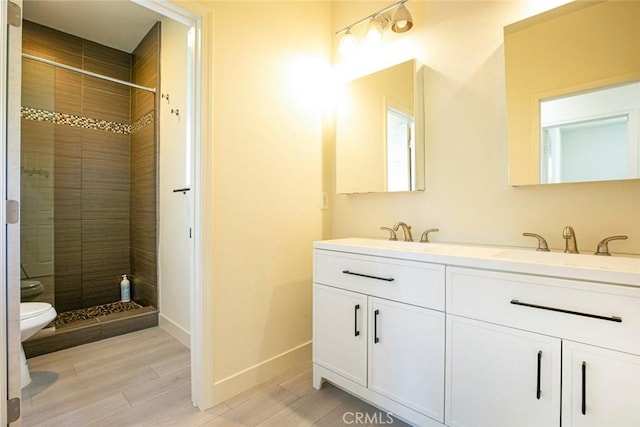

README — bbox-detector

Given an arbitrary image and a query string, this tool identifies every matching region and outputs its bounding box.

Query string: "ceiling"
[23,0,163,53]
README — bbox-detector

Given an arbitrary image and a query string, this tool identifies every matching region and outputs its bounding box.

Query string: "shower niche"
[20,20,160,356]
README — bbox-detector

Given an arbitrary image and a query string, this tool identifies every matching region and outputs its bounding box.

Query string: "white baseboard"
[213,340,312,404]
[159,314,190,349]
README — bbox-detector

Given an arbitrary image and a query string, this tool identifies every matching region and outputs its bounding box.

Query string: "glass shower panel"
[20,58,55,306]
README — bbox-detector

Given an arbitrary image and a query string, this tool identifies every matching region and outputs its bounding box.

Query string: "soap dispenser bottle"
[120,274,131,302]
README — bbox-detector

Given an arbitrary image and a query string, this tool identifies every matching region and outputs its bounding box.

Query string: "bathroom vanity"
[312,238,640,427]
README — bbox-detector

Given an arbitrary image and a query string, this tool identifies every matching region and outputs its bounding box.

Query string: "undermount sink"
[494,248,640,273]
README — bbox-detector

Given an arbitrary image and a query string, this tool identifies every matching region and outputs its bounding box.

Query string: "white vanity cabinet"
[446,267,640,427]
[313,249,446,427]
[446,316,561,427]
[561,341,640,427]
[313,285,367,386]
[313,238,640,427]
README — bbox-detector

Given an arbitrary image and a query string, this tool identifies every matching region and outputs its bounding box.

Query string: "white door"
[562,340,640,427]
[445,315,561,427]
[3,0,24,423]
[368,297,445,422]
[158,16,192,344]
[312,284,367,386]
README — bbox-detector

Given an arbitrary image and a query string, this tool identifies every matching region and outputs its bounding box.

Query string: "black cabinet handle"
[510,300,622,323]
[536,351,542,400]
[342,270,395,282]
[374,309,380,343]
[582,362,587,415]
[354,304,360,337]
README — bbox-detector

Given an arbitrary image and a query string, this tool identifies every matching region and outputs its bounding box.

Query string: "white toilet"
[20,302,57,387]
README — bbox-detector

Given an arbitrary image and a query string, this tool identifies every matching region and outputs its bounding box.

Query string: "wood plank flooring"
[21,327,410,426]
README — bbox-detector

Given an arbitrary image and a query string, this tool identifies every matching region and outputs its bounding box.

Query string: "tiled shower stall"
[20,21,160,356]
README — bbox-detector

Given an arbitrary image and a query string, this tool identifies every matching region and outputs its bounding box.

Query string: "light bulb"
[391,4,413,33]
[338,29,358,56]
[365,19,383,45]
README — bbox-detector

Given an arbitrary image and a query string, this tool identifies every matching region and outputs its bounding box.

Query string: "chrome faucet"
[393,222,413,242]
[562,226,579,254]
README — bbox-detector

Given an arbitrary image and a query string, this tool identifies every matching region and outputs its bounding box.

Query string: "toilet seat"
[20,302,54,320]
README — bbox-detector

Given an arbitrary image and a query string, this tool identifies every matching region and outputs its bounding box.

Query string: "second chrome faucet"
[525,226,628,255]
[380,222,439,243]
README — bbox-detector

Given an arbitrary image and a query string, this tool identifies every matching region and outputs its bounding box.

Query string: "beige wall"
[203,1,331,399]
[330,1,640,255]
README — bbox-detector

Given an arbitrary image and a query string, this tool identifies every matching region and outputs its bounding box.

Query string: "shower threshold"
[53,301,144,327]
[23,301,158,358]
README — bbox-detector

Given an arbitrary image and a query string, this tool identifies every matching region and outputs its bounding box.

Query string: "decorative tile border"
[20,107,154,135]
[130,111,155,134]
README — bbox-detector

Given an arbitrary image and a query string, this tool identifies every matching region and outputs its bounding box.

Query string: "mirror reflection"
[336,59,425,193]
[540,81,639,184]
[504,1,640,185]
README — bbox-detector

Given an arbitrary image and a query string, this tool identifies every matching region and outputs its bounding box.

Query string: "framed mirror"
[336,59,425,193]
[504,1,640,186]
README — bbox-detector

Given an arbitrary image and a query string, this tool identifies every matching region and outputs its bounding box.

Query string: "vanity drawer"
[314,250,445,310]
[446,267,640,355]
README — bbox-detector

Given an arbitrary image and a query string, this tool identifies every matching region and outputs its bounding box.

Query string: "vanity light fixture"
[336,0,413,55]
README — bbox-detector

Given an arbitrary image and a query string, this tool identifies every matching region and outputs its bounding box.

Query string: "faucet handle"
[420,228,439,243]
[595,235,628,256]
[523,232,550,252]
[380,227,398,241]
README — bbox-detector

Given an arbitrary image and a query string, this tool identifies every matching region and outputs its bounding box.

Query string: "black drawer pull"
[536,351,542,400]
[374,309,380,343]
[582,361,587,415]
[510,300,622,323]
[354,304,360,337]
[342,270,395,282]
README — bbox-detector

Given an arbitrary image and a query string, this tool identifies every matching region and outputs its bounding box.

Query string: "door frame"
[133,0,215,409]
[1,0,10,423]
[2,0,23,423]
[0,0,216,418]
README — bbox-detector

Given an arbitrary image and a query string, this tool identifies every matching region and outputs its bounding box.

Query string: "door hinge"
[7,1,21,27]
[6,200,19,224]
[7,397,20,423]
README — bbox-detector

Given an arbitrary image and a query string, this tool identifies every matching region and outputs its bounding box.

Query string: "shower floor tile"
[54,301,143,328]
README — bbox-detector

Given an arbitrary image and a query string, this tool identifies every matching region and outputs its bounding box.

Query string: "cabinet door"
[313,284,367,386]
[562,341,640,427]
[445,315,561,427]
[368,297,445,422]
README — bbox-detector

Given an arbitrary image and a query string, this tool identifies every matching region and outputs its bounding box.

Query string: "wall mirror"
[504,1,640,186]
[336,59,425,193]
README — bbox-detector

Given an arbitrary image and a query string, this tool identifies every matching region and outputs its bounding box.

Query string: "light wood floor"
[21,327,410,426]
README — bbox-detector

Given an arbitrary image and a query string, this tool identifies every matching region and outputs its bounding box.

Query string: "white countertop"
[314,238,640,287]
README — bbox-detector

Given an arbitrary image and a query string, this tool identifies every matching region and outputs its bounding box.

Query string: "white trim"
[213,341,312,403]
[1,0,10,422]
[132,0,198,26]
[159,314,191,349]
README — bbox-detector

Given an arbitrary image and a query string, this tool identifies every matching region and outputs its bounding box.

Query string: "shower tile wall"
[22,21,159,312]
[130,23,160,309]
